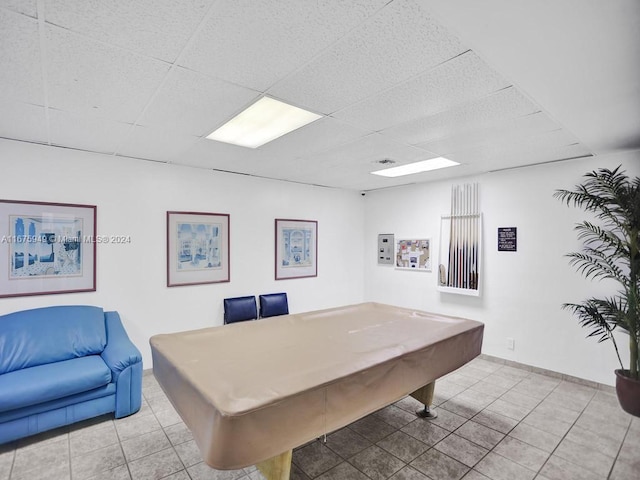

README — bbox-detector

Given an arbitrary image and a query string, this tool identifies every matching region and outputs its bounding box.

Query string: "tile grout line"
[438,362,585,478]
[523,376,608,480]
[606,418,631,480]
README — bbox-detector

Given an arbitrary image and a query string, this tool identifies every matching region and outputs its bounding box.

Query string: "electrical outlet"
[507,337,515,350]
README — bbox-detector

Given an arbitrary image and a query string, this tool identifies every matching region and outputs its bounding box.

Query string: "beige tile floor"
[0,357,638,480]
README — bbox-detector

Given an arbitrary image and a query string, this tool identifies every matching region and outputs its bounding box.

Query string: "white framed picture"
[395,238,431,272]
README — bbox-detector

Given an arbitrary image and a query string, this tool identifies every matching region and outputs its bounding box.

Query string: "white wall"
[0,138,365,366]
[363,151,640,385]
[2,137,638,386]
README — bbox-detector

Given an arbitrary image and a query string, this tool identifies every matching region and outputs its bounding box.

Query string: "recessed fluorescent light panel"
[206,96,322,148]
[371,157,460,177]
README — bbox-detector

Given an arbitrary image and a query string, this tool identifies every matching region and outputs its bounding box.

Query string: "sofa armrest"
[101,311,142,382]
[102,311,143,417]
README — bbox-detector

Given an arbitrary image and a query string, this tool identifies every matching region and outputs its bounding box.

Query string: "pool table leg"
[256,449,292,480]
[410,381,438,419]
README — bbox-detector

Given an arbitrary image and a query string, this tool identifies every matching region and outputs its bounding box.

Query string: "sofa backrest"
[0,305,107,375]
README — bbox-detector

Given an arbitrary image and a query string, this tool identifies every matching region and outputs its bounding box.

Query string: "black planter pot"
[615,369,640,417]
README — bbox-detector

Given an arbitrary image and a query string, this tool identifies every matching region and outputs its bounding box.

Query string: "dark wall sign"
[498,227,517,252]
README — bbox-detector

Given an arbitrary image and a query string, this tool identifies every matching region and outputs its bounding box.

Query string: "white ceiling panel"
[170,136,268,173]
[0,97,48,144]
[459,143,593,174]
[269,0,465,114]
[45,0,214,63]
[480,128,583,162]
[0,9,42,105]
[179,0,390,92]
[295,133,436,172]
[116,125,201,163]
[49,109,133,155]
[448,132,592,172]
[382,87,539,147]
[0,0,37,17]
[138,67,259,137]
[423,0,640,155]
[332,51,510,132]
[258,117,370,160]
[45,26,171,123]
[418,111,561,156]
[266,159,337,187]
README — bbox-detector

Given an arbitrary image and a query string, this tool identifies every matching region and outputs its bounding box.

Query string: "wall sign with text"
[498,227,517,252]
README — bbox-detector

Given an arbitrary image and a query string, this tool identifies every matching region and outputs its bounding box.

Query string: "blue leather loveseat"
[0,305,143,444]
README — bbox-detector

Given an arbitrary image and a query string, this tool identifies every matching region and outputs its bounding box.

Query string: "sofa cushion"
[0,356,112,413]
[0,383,116,424]
[0,306,106,375]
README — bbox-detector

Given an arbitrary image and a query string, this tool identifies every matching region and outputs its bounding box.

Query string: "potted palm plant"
[554,165,639,416]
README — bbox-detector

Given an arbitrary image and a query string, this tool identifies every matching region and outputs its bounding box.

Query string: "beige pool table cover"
[150,302,484,469]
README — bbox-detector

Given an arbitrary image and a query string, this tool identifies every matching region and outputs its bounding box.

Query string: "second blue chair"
[259,293,289,319]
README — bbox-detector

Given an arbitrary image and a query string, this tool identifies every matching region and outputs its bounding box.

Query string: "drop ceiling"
[1,0,638,191]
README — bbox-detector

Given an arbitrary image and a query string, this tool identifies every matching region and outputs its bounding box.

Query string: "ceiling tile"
[0,98,48,143]
[470,143,593,173]
[382,87,539,146]
[294,133,436,172]
[258,117,370,159]
[422,0,640,156]
[264,159,333,186]
[116,125,201,162]
[45,26,171,123]
[170,136,268,174]
[1,0,37,17]
[269,0,466,114]
[0,9,43,105]
[448,130,591,171]
[179,0,389,91]
[138,67,260,137]
[418,111,562,156]
[48,108,133,154]
[44,0,214,63]
[464,127,582,157]
[332,51,509,132]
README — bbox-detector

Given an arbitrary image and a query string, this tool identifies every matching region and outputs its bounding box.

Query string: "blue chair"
[223,296,257,324]
[259,293,289,319]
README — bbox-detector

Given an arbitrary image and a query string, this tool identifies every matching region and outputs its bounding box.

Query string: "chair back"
[223,296,257,324]
[259,293,289,318]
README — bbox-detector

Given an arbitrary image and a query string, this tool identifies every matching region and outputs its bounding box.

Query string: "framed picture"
[396,238,432,271]
[275,218,317,280]
[0,199,97,298]
[167,211,230,287]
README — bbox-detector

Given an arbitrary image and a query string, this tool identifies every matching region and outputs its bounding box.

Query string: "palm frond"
[575,221,628,256]
[554,166,633,234]
[562,298,625,369]
[566,252,628,286]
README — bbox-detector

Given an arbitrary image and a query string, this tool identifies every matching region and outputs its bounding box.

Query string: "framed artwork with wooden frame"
[0,199,96,298]
[167,211,230,287]
[275,218,317,280]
